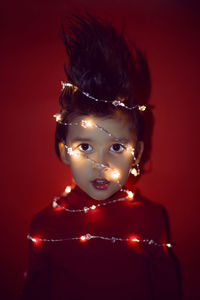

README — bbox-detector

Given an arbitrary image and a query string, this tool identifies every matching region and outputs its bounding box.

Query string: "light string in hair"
[61,81,147,112]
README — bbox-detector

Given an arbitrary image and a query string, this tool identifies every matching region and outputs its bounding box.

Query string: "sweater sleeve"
[21,219,51,299]
[147,206,181,300]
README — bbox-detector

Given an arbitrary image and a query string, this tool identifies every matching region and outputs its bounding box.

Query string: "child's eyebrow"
[71,137,93,143]
[70,137,130,144]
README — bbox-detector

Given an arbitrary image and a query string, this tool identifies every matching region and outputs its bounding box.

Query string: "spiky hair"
[55,15,151,159]
[62,15,137,101]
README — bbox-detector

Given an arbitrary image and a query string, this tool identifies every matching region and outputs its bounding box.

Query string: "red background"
[1,0,200,299]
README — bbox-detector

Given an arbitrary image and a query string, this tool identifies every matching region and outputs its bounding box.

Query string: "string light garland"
[52,186,134,213]
[27,185,173,249]
[61,81,147,112]
[27,232,172,248]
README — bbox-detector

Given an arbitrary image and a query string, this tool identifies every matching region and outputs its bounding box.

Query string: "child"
[22,15,181,300]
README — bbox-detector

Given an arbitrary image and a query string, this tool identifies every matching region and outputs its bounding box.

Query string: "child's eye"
[110,143,125,153]
[78,143,93,153]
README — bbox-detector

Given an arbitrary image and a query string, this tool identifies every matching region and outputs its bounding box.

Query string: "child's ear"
[58,142,70,165]
[135,141,144,164]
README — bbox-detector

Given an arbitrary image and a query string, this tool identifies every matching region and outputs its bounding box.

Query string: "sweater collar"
[65,185,126,209]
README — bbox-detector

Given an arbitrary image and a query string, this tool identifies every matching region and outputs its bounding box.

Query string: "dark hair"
[55,15,151,159]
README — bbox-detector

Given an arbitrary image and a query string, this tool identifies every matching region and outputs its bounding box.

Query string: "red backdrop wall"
[1,0,200,299]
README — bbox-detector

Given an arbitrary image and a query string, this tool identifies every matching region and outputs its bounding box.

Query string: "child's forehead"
[67,113,136,142]
[69,111,130,125]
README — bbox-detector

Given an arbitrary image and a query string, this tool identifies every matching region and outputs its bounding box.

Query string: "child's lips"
[91,178,110,190]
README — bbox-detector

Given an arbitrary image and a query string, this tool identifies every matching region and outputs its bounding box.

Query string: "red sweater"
[21,186,181,299]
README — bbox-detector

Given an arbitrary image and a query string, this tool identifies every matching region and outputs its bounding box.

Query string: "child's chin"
[88,189,115,201]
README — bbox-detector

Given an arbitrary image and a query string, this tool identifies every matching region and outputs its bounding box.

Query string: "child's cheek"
[114,155,133,171]
[70,159,91,180]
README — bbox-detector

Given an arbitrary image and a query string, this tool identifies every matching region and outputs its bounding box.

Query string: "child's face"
[60,113,142,200]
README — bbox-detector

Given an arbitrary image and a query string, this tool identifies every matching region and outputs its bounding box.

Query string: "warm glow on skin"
[81,119,94,128]
[110,170,121,180]
[60,112,140,201]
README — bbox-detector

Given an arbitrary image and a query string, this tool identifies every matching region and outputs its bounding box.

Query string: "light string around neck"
[27,185,173,248]
[52,187,134,213]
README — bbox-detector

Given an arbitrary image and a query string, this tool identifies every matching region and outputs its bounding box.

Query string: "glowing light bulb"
[81,120,93,128]
[131,237,140,243]
[65,186,71,194]
[129,234,140,244]
[31,237,41,244]
[127,191,134,200]
[130,168,138,176]
[67,148,80,158]
[52,200,57,208]
[59,142,64,149]
[127,146,135,156]
[111,170,120,179]
[61,81,72,90]
[80,234,91,241]
[63,82,78,92]
[166,243,172,248]
[90,205,96,210]
[80,235,86,241]
[83,207,89,213]
[139,105,146,111]
[53,113,62,122]
[67,148,73,155]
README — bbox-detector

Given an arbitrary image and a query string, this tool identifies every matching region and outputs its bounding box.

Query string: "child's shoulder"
[125,194,169,240]
[129,192,167,218]
[29,196,69,235]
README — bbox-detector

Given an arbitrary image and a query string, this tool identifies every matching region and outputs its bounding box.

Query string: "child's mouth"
[91,178,110,190]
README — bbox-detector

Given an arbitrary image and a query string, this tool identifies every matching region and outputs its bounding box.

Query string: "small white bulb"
[52,200,57,208]
[130,168,138,176]
[65,186,71,194]
[53,113,62,122]
[111,170,120,179]
[127,191,134,200]
[139,105,146,111]
[90,205,96,210]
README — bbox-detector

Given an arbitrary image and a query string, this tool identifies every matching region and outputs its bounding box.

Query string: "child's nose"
[93,151,110,169]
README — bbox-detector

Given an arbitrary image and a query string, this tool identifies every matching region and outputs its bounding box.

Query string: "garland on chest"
[27,185,173,249]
